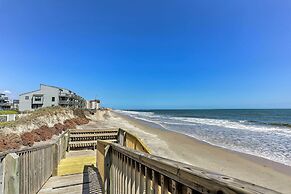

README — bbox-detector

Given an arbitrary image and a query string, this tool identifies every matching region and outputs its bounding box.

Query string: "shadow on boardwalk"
[83,165,103,194]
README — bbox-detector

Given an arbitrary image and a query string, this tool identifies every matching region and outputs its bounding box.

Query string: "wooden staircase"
[68,128,118,150]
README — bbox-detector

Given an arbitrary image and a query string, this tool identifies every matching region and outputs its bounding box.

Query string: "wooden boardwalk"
[38,150,103,194]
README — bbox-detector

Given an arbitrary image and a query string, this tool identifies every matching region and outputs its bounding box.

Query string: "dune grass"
[0,110,19,115]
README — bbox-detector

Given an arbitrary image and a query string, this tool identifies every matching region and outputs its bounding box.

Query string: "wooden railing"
[117,128,151,154]
[97,141,278,194]
[0,131,69,194]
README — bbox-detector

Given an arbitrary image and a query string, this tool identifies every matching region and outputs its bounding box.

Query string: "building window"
[25,96,29,100]
[35,97,42,101]
[52,97,55,102]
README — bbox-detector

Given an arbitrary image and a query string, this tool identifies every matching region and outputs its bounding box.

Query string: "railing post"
[169,180,177,194]
[124,156,128,194]
[152,170,158,194]
[67,130,71,152]
[3,153,20,194]
[182,186,192,194]
[52,143,59,176]
[135,162,140,194]
[145,167,151,194]
[139,164,145,194]
[111,150,116,194]
[122,155,125,194]
[127,157,132,194]
[161,175,168,194]
[104,145,111,194]
[131,160,136,194]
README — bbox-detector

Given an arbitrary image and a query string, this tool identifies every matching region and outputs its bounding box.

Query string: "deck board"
[38,167,103,194]
[38,150,103,194]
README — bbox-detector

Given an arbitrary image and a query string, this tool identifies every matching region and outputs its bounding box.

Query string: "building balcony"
[32,101,43,105]
[0,102,12,106]
[59,92,74,98]
[0,97,8,101]
[59,100,70,105]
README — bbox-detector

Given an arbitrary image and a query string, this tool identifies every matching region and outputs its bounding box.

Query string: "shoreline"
[110,111,291,193]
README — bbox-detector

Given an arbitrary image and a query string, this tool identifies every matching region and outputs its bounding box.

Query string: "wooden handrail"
[117,128,151,154]
[97,140,279,194]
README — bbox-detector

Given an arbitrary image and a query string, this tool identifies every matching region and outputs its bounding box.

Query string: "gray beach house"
[19,84,86,111]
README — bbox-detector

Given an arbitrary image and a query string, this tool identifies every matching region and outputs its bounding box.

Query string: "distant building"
[86,100,100,110]
[19,84,86,111]
[12,100,19,110]
[0,93,12,110]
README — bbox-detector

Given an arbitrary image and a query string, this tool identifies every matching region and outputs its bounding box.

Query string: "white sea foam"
[173,117,291,135]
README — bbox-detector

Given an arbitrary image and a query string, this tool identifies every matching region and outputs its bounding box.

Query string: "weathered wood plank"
[122,155,125,194]
[127,157,132,194]
[125,156,128,194]
[139,164,145,194]
[152,170,159,194]
[145,167,151,194]
[182,186,192,194]
[169,179,177,194]
[135,161,140,194]
[3,153,19,194]
[131,160,136,194]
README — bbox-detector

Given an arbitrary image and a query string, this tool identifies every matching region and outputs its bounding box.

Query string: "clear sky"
[0,0,291,109]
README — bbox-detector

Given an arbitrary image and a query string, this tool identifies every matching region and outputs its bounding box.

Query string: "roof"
[90,100,100,103]
[19,84,83,98]
[19,89,41,96]
[40,84,71,92]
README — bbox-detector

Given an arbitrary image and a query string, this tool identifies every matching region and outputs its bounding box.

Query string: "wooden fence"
[0,131,69,194]
[97,141,278,194]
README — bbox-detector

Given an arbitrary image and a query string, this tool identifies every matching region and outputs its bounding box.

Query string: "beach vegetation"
[0,110,19,115]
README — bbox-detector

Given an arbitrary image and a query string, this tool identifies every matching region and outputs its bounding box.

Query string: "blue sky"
[0,0,291,109]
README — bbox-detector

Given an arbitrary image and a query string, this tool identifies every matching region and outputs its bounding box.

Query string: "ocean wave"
[247,119,291,127]
[172,117,291,134]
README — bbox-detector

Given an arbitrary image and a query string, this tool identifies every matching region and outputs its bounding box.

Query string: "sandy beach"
[82,110,291,193]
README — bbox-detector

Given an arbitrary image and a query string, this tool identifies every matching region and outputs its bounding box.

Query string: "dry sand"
[86,110,291,193]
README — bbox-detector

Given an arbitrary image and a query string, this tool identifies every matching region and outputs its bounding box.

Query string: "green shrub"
[0,110,19,115]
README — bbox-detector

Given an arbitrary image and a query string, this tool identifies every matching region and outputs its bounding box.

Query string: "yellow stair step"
[57,155,96,176]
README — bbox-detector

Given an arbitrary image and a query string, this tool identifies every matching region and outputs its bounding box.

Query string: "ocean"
[117,109,291,166]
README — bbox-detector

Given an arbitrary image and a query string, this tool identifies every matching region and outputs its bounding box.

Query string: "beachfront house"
[19,84,86,111]
[0,93,12,110]
[86,99,101,110]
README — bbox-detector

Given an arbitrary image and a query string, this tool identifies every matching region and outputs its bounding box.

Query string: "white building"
[86,100,100,110]
[0,93,12,110]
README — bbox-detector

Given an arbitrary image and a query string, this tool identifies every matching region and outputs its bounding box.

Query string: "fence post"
[64,132,69,153]
[3,153,19,194]
[104,145,111,194]
[52,144,59,176]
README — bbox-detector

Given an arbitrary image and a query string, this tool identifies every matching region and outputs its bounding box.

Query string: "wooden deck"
[38,150,103,194]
